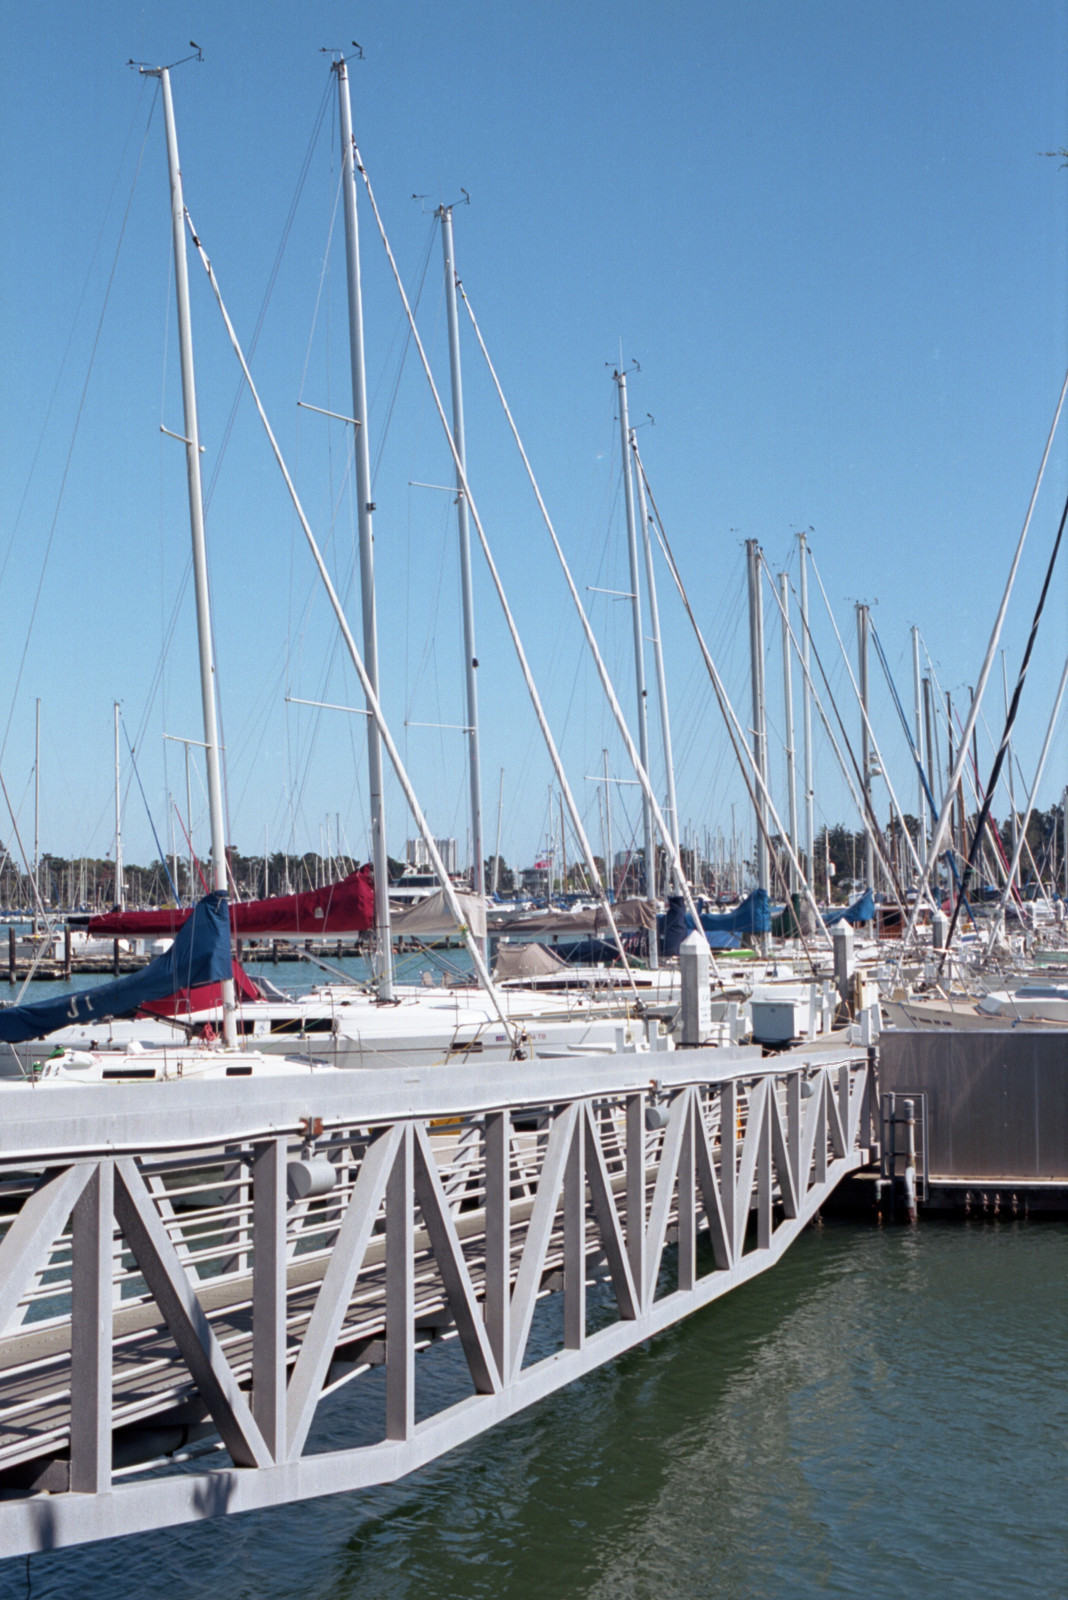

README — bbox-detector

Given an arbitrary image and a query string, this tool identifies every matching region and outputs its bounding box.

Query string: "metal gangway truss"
[0,1042,875,1556]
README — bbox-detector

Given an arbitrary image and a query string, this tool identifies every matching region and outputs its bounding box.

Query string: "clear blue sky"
[2,0,1066,885]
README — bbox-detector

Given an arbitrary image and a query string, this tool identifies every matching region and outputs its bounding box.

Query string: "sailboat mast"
[745,539,769,894]
[113,703,124,911]
[797,532,815,883]
[33,699,40,932]
[779,574,799,894]
[615,370,658,962]
[1001,651,1019,862]
[922,676,938,826]
[159,66,236,1046]
[632,434,679,875]
[438,204,485,935]
[912,626,926,860]
[335,59,394,998]
[184,741,193,900]
[603,748,615,899]
[856,603,875,892]
[492,768,504,895]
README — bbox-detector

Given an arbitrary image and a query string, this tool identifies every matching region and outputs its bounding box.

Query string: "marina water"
[0,1217,1062,1599]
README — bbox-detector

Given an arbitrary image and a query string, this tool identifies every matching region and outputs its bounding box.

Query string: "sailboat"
[0,61,683,1078]
[0,65,335,1087]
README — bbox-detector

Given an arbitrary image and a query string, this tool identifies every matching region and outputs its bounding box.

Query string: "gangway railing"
[0,1042,875,1556]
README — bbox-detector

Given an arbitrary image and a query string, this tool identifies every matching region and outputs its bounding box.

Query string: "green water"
[1,1218,1063,1599]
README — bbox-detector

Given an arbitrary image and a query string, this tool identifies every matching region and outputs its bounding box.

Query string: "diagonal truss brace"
[113,1158,273,1470]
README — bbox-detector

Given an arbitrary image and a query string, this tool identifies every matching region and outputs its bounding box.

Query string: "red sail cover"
[88,866,375,939]
[141,960,264,1019]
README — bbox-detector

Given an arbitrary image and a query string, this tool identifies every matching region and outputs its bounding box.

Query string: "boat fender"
[287,1156,336,1201]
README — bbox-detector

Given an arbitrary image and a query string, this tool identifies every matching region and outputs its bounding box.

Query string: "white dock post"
[679,930,711,1045]
[832,922,854,1009]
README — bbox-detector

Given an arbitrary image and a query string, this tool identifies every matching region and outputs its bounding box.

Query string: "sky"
[1,0,1067,887]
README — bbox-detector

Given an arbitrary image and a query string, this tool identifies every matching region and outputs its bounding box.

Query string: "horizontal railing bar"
[0,1044,864,1162]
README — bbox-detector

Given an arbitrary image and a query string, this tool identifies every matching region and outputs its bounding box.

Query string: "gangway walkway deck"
[0,1041,875,1555]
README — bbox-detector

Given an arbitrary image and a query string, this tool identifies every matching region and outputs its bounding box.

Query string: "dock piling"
[902,1097,918,1223]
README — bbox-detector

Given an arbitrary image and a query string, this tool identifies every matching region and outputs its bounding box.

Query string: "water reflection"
[1,1220,1063,1600]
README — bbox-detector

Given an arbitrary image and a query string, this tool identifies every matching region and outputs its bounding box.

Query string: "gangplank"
[0,1041,875,1555]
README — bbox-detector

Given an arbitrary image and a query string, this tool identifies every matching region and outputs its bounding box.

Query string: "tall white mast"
[603,748,615,899]
[184,740,193,901]
[33,698,40,932]
[114,700,124,912]
[632,432,679,876]
[856,603,875,892]
[438,204,485,944]
[169,804,179,905]
[158,66,236,1046]
[797,532,815,881]
[745,539,769,894]
[335,57,394,998]
[1001,651,1019,864]
[492,768,504,896]
[615,369,658,962]
[779,574,799,894]
[912,626,926,860]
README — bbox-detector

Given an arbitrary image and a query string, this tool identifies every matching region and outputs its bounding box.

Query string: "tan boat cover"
[492,942,570,980]
[389,889,487,941]
[486,898,655,937]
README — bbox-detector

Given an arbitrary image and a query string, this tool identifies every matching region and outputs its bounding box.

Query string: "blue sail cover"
[822,888,876,926]
[700,889,771,935]
[0,892,232,1045]
[660,890,768,957]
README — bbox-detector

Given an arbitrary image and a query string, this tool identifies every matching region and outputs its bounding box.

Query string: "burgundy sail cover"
[88,866,375,939]
[140,959,264,1019]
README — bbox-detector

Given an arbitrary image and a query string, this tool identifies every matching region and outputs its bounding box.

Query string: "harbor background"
[1,0,1065,882]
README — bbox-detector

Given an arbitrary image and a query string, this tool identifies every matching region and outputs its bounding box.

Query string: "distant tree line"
[0,847,373,913]
[1,799,1062,912]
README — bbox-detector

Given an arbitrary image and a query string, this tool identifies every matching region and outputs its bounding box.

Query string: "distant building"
[613,847,647,896]
[405,837,458,875]
[520,862,550,896]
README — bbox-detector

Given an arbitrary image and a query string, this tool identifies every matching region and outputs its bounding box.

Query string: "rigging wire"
[116,74,333,871]
[121,717,180,903]
[803,553,915,905]
[1,83,158,767]
[868,618,982,903]
[0,76,154,597]
[759,563,906,915]
[899,361,1068,959]
[450,276,707,971]
[632,456,825,971]
[371,218,438,489]
[952,702,1021,899]
[183,202,520,1045]
[285,205,436,864]
[356,157,647,997]
[937,486,1068,967]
